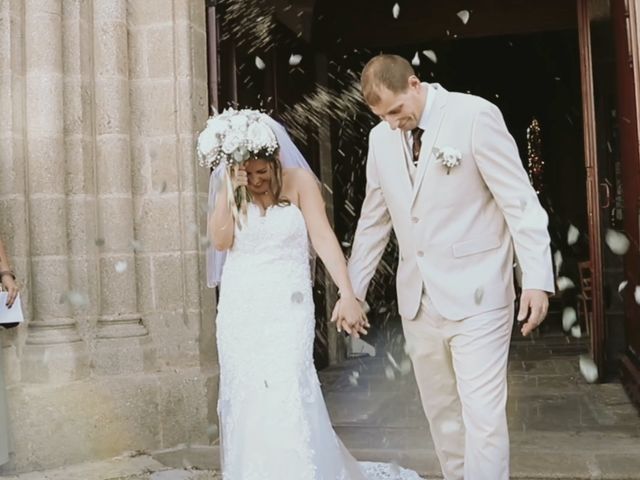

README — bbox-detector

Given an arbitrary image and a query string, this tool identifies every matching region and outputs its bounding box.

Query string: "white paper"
[0,292,24,324]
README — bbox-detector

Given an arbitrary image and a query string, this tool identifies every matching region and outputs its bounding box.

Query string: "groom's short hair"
[361,54,416,106]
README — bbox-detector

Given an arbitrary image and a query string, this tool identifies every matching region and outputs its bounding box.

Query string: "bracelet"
[0,270,15,281]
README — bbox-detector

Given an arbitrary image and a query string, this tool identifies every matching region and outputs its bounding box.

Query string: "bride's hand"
[231,166,248,190]
[336,296,369,338]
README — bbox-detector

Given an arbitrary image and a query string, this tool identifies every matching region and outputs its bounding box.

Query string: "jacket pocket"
[452,235,501,258]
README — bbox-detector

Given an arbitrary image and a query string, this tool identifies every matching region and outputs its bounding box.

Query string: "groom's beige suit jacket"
[348,84,555,321]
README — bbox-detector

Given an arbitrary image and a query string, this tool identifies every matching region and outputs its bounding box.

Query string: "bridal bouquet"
[197,108,278,225]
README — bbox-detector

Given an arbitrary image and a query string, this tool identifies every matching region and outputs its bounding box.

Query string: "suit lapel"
[410,85,449,207]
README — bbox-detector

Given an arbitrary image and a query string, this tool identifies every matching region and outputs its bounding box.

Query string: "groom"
[335,54,555,479]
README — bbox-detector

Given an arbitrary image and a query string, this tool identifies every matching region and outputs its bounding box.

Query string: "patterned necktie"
[412,127,424,167]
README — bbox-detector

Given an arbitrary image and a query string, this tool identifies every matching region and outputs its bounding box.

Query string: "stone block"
[130,138,150,196]
[25,136,65,193]
[21,340,89,384]
[127,27,147,79]
[93,335,156,375]
[148,136,178,193]
[96,135,133,194]
[94,20,128,78]
[97,196,135,251]
[190,29,208,84]
[25,11,62,75]
[127,0,173,26]
[130,80,176,136]
[135,196,181,252]
[64,136,95,194]
[98,255,138,315]
[147,25,175,78]
[158,369,211,448]
[135,255,154,313]
[0,198,27,257]
[152,254,184,311]
[66,195,97,255]
[7,375,161,471]
[25,75,63,136]
[95,77,130,135]
[27,197,68,256]
[93,0,126,24]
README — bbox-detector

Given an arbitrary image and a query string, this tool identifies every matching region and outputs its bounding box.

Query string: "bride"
[206,110,423,480]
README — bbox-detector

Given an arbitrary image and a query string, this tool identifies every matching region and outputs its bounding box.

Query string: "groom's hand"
[330,299,369,337]
[518,289,549,336]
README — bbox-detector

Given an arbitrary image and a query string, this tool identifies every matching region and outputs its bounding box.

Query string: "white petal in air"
[567,224,579,245]
[392,3,400,19]
[288,54,302,66]
[422,49,437,63]
[571,325,582,338]
[554,250,563,275]
[562,307,577,331]
[384,365,396,380]
[255,56,266,70]
[556,276,575,291]
[579,355,598,383]
[115,261,128,273]
[618,280,628,294]
[411,52,420,66]
[634,286,640,304]
[605,229,630,255]
[457,10,470,24]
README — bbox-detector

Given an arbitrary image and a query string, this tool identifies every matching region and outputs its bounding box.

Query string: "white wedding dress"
[216,203,423,480]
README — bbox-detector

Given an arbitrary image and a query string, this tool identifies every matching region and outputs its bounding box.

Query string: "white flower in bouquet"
[230,114,249,131]
[247,120,277,153]
[222,132,243,155]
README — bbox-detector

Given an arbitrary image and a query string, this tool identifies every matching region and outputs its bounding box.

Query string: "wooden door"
[611,0,640,406]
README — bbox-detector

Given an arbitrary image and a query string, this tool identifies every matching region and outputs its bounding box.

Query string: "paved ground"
[2,330,639,479]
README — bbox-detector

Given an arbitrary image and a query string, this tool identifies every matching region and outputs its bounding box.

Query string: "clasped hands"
[330,294,369,338]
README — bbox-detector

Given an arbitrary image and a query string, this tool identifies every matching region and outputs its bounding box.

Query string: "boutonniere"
[433,146,462,174]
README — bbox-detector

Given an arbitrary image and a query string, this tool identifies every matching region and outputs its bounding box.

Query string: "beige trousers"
[402,292,513,480]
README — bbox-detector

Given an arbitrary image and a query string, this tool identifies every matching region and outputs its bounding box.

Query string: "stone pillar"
[21,0,89,383]
[91,0,154,375]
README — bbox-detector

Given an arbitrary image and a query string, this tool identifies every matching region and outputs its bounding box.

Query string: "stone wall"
[0,0,216,473]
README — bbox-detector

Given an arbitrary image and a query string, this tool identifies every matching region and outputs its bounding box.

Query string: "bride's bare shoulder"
[282,168,316,187]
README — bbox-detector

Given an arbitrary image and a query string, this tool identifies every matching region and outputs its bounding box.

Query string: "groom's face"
[369,76,423,131]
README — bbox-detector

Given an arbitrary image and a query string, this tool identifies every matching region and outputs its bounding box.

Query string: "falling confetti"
[115,261,128,273]
[618,280,628,294]
[561,306,577,331]
[474,287,484,305]
[579,355,598,383]
[384,365,396,380]
[392,3,400,19]
[554,250,563,276]
[567,225,579,245]
[411,51,420,66]
[60,291,89,308]
[386,352,400,370]
[288,54,302,66]
[571,325,582,338]
[605,229,630,255]
[634,286,640,304]
[457,10,470,24]
[291,291,304,304]
[255,56,266,70]
[556,276,575,291]
[422,49,437,63]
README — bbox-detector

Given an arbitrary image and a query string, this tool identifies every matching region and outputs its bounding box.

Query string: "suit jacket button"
[417,251,424,257]
[411,216,419,223]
